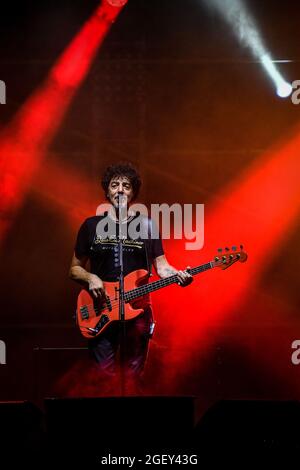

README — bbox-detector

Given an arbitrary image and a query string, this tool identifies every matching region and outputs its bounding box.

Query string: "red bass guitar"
[76,247,247,338]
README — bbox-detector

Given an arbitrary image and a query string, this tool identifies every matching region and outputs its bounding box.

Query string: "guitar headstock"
[212,245,248,270]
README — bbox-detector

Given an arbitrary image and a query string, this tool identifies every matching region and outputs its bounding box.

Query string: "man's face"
[107,176,134,208]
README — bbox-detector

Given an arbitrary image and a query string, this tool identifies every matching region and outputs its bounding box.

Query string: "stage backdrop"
[0,0,299,417]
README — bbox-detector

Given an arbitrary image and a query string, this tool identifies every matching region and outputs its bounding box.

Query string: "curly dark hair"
[101,162,142,200]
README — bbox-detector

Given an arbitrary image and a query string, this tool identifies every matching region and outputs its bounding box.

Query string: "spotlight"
[202,0,292,100]
[276,81,293,98]
[261,54,292,98]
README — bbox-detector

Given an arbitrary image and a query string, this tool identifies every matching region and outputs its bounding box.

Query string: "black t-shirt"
[74,213,164,281]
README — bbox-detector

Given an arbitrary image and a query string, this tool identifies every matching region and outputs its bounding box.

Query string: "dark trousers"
[88,306,153,394]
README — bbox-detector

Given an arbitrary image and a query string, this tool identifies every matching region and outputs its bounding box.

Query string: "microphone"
[116,193,128,226]
[116,193,127,206]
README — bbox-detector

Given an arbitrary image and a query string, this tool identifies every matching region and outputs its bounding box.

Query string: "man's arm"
[69,253,106,299]
[153,254,193,287]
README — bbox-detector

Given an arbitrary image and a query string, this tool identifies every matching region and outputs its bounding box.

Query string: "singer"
[69,162,192,395]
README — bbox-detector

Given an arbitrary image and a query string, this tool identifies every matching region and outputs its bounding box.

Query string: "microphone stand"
[116,194,126,396]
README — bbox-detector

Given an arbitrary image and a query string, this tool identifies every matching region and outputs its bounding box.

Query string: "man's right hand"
[88,274,106,299]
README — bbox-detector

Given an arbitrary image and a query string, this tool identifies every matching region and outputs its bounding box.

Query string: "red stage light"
[105,0,128,6]
[153,126,300,393]
[0,0,128,245]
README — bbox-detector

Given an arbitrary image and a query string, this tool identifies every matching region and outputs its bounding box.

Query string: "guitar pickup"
[80,306,89,320]
[93,297,112,315]
[105,297,112,312]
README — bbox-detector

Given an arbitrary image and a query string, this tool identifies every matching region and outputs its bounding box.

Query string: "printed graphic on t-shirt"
[93,236,144,250]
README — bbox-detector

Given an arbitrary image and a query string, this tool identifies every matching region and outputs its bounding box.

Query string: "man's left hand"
[177,266,193,287]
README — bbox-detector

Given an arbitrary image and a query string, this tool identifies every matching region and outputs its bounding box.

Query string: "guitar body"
[77,269,150,338]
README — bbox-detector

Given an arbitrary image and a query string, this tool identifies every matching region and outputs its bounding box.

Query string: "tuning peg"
[232,246,237,251]
[222,255,227,261]
[229,254,234,260]
[217,248,223,253]
[225,247,230,251]
[240,244,244,250]
[215,256,220,262]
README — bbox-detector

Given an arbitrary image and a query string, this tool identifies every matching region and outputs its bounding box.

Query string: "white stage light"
[276,82,293,98]
[202,0,292,99]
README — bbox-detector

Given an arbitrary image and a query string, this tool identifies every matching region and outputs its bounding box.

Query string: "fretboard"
[124,262,213,302]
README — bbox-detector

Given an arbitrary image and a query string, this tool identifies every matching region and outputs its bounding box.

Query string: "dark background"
[0,0,299,415]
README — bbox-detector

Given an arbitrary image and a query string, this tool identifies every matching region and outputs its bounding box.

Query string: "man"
[69,162,192,394]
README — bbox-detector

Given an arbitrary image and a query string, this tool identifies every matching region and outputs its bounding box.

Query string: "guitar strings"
[79,277,186,312]
[78,262,216,314]
[77,257,241,319]
[79,279,198,313]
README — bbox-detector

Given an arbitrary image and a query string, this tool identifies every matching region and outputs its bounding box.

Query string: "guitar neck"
[124,262,213,302]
